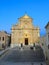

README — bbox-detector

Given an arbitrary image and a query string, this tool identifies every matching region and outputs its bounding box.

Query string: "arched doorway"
[25,38,28,45]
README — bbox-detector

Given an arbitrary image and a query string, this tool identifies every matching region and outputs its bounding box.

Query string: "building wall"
[40,22,49,65]
[45,28,49,62]
[39,22,49,65]
[0,31,10,49]
[11,15,40,47]
[40,36,47,59]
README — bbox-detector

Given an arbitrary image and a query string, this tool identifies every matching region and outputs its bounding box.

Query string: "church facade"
[11,14,40,47]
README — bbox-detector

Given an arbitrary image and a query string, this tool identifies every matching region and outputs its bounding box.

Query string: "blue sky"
[0,0,49,36]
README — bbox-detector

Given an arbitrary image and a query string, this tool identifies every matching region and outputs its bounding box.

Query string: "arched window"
[0,37,1,41]
[48,44,49,49]
[2,37,4,41]
[48,34,49,41]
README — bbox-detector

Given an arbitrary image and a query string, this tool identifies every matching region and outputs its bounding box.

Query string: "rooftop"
[19,14,32,19]
[45,22,49,28]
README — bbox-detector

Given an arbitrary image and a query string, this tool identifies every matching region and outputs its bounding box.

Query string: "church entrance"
[25,38,28,45]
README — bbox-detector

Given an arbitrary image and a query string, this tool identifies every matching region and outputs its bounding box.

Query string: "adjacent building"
[45,22,49,64]
[11,14,40,47]
[38,22,49,65]
[0,31,11,49]
[40,36,46,59]
[45,22,49,47]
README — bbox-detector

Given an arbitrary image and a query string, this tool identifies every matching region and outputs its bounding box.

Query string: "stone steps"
[4,46,45,62]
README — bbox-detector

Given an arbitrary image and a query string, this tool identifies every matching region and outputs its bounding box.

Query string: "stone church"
[11,14,40,47]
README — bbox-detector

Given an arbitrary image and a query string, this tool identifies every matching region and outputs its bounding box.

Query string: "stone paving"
[0,46,46,65]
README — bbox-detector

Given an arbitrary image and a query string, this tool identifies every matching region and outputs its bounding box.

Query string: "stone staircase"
[5,45,45,62]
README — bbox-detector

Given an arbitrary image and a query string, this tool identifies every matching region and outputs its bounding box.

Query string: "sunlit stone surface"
[11,14,40,47]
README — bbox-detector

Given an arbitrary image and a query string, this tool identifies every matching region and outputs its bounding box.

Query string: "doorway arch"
[25,38,28,45]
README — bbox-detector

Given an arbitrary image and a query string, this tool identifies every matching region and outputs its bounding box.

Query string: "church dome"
[22,14,30,18]
[19,14,32,19]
